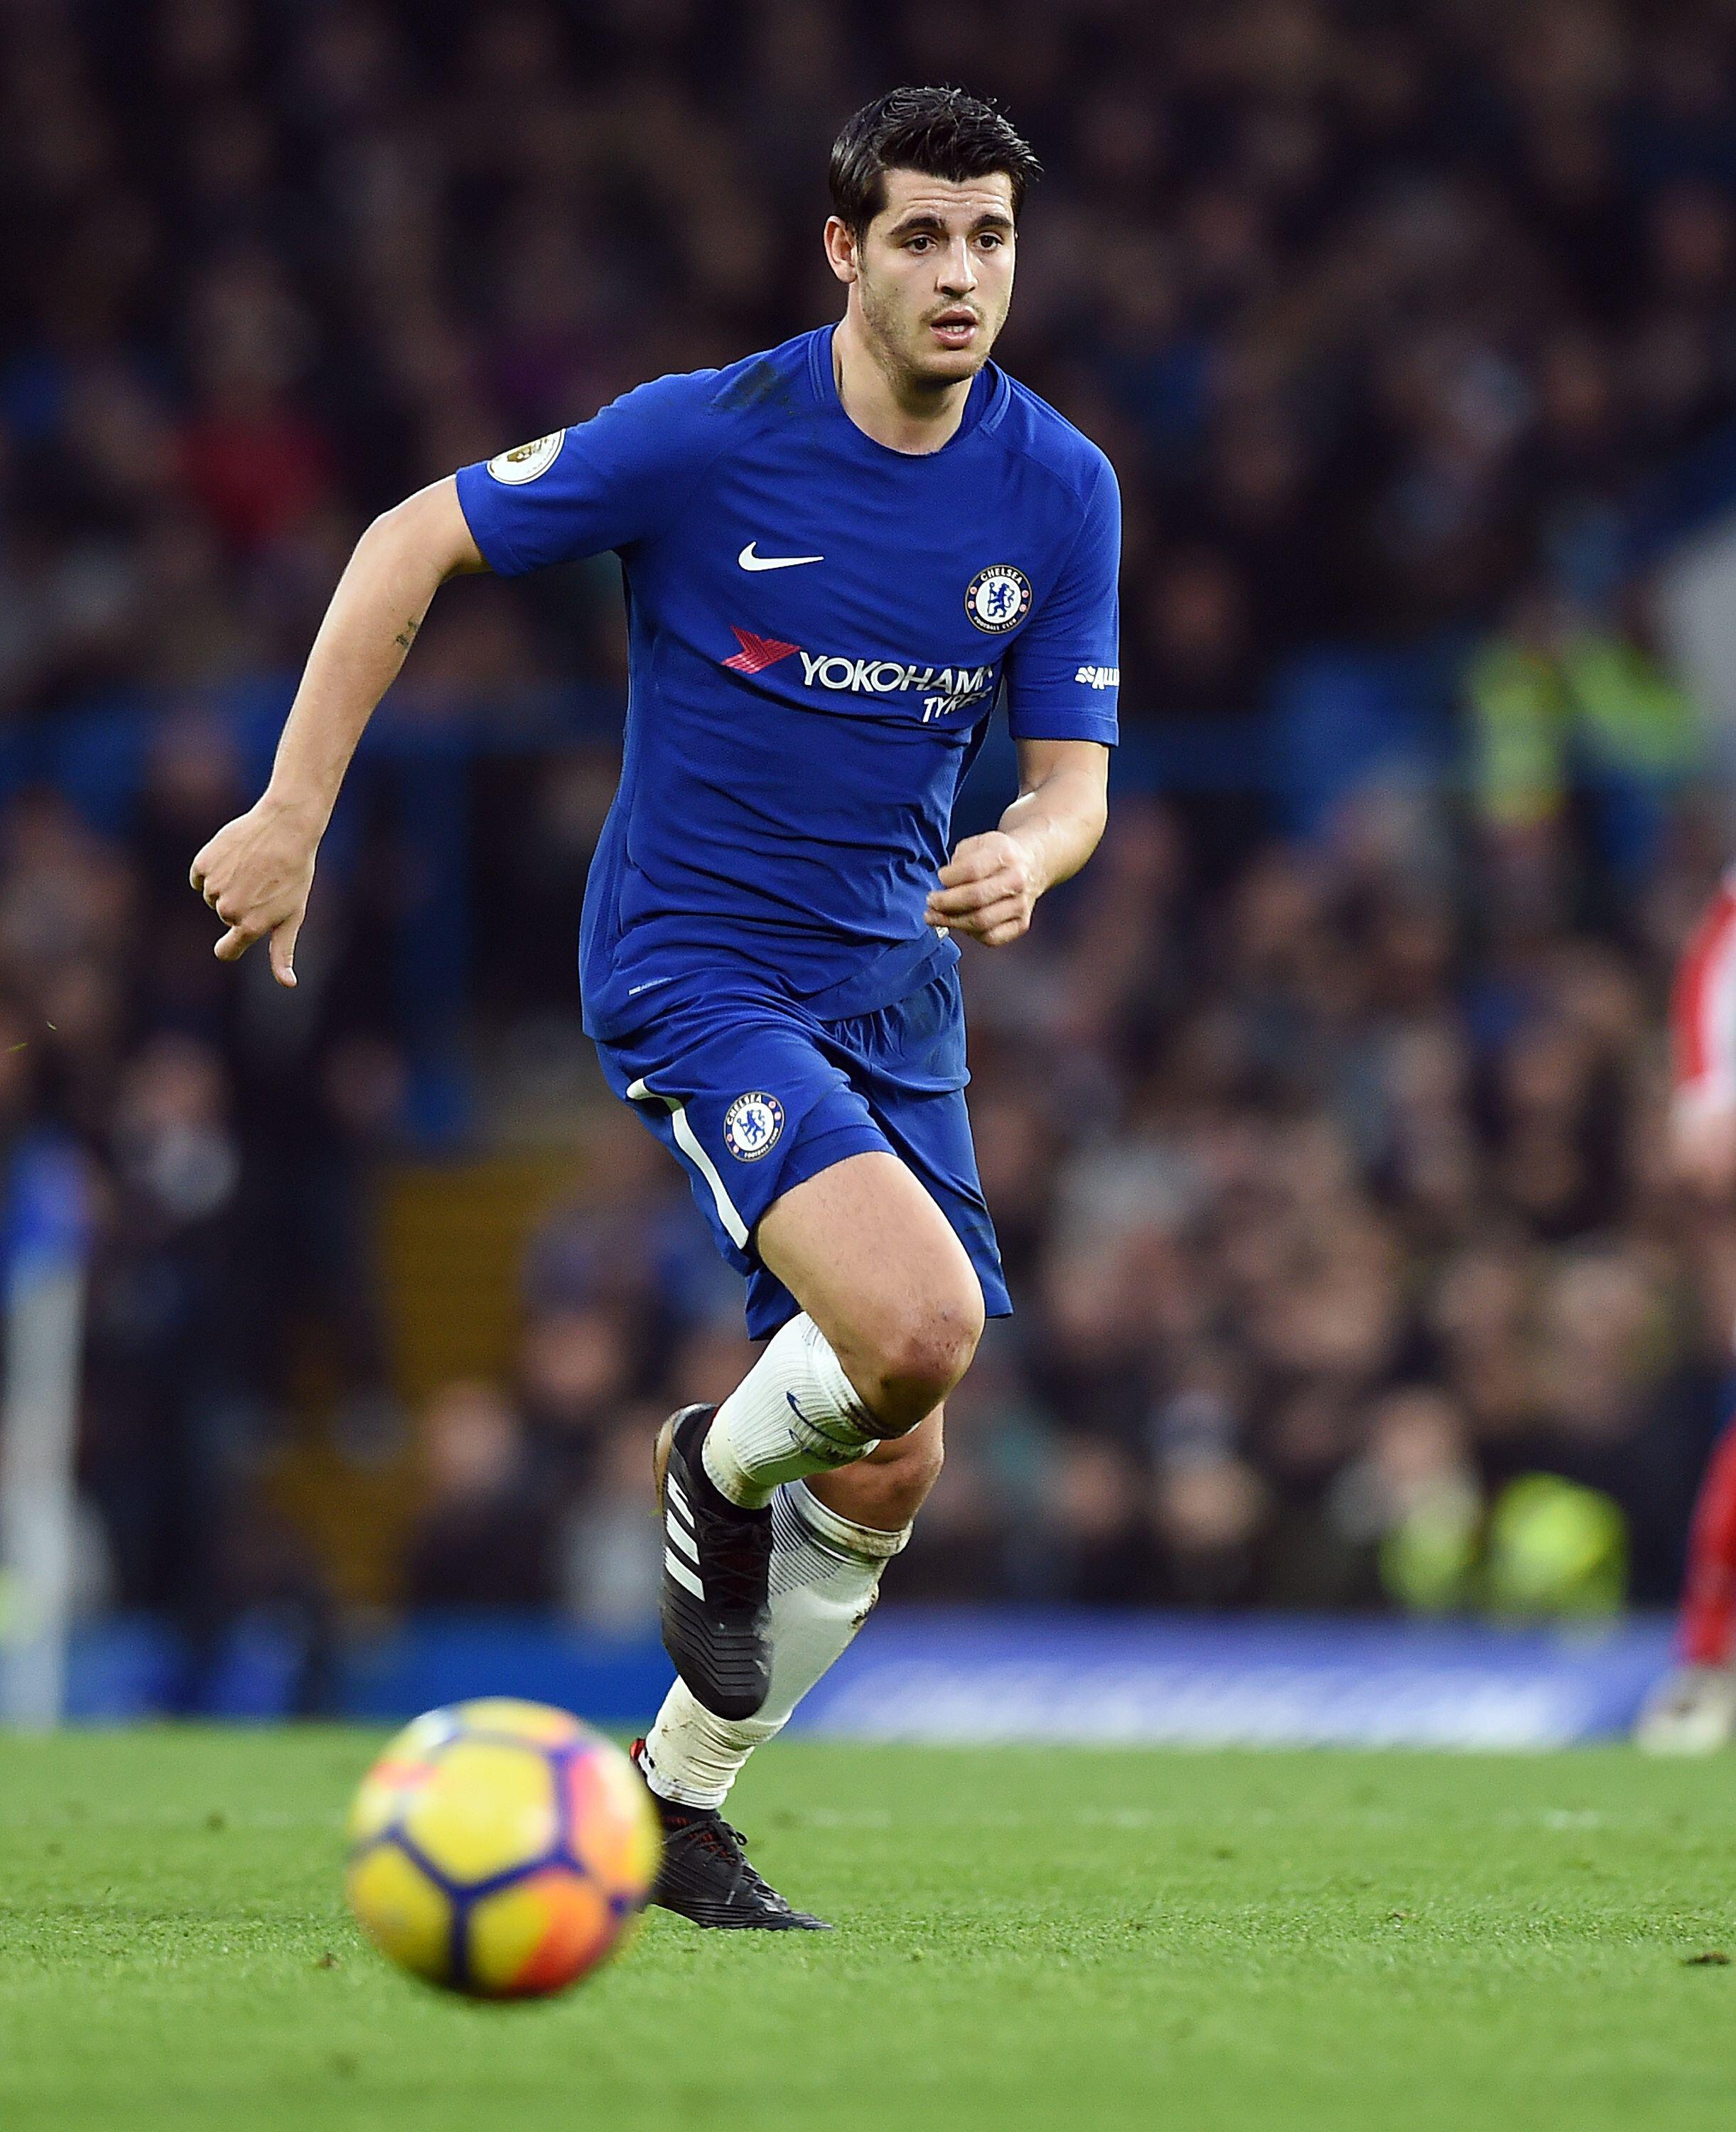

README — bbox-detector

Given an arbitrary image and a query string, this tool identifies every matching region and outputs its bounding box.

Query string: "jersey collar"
[807,325,1003,459]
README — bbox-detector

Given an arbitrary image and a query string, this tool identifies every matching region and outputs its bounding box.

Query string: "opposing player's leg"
[1639,1408,1736,1754]
[1640,880,1736,1753]
[654,1151,981,1718]
[637,1411,944,1928]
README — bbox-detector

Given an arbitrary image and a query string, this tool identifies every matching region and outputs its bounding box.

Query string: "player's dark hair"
[829,86,1041,239]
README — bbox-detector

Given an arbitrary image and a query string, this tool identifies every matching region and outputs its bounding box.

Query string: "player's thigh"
[758,1150,984,1398]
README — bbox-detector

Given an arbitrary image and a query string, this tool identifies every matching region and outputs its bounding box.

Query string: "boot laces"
[680,1812,788,1908]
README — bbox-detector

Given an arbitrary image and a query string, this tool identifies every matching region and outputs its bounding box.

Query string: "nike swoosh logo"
[739,542,823,571]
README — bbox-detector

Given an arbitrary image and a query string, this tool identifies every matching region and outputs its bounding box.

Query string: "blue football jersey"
[454,326,1120,1040]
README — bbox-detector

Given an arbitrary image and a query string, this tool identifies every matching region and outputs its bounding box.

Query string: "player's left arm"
[924,738,1109,947]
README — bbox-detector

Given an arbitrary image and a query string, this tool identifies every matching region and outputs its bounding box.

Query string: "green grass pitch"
[0,1729,1733,2131]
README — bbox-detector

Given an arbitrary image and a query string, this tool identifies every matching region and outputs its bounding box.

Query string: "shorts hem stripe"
[627,1075,752,1249]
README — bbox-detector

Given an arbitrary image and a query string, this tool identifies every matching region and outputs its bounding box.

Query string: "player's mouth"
[927,308,980,350]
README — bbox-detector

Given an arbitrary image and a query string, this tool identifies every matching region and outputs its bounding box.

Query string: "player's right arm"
[189,477,485,986]
[193,371,718,988]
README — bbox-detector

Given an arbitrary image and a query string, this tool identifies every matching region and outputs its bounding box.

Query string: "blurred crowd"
[19,0,1736,716]
[6,0,1736,1650]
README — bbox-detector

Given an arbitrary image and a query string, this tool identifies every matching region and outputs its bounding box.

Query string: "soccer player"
[1639,871,1736,1752]
[189,87,1119,1919]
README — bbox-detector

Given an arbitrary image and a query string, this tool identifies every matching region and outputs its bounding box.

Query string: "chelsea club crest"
[723,1091,785,1161]
[965,564,1032,633]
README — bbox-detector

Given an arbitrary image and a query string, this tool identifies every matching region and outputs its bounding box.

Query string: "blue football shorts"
[593,961,1012,1340]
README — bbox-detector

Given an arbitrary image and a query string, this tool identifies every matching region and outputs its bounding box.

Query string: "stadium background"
[6,0,1736,1728]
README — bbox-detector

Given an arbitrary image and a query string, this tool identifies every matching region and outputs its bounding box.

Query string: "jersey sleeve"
[453,369,721,577]
[1003,453,1121,744]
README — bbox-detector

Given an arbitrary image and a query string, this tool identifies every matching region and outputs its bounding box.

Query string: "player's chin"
[912,338,990,384]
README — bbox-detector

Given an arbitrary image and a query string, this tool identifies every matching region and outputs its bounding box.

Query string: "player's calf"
[809,1407,945,1532]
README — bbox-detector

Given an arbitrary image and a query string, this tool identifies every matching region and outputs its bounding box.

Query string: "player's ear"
[824,215,859,285]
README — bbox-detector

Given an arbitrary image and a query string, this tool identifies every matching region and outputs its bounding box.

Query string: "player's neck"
[829,318,973,456]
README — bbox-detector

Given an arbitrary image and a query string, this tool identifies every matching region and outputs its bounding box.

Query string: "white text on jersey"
[796,651,997,722]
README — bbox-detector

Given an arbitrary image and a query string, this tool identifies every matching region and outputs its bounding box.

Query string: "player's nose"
[937,240,977,294]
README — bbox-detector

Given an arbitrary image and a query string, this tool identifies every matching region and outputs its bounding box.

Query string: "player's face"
[835,168,1017,389]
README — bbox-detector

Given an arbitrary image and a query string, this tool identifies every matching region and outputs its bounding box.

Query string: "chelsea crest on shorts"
[723,1092,785,1161]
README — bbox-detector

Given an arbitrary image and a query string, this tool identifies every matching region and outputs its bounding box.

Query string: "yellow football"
[345,1698,662,1997]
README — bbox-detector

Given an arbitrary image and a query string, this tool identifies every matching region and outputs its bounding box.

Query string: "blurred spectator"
[1467,583,1702,895]
[1328,1387,1483,1612]
[558,1413,665,1635]
[402,1380,554,1610]
[518,1304,635,1492]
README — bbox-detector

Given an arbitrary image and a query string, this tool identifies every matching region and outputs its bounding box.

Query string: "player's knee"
[861,1293,981,1434]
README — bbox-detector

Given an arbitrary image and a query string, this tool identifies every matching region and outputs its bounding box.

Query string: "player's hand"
[189,797,320,988]
[925,831,1040,947]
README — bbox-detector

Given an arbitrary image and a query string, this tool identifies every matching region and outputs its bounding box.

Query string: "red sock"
[1680,1414,1736,1666]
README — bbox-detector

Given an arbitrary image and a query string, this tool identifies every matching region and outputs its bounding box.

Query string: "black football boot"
[653,1404,773,1721]
[632,1743,832,1929]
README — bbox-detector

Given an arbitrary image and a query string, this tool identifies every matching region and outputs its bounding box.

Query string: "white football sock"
[701,1312,882,1509]
[638,1480,907,1810]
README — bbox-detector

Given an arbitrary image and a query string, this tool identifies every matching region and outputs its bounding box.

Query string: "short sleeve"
[1003,455,1121,744]
[454,369,721,577]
